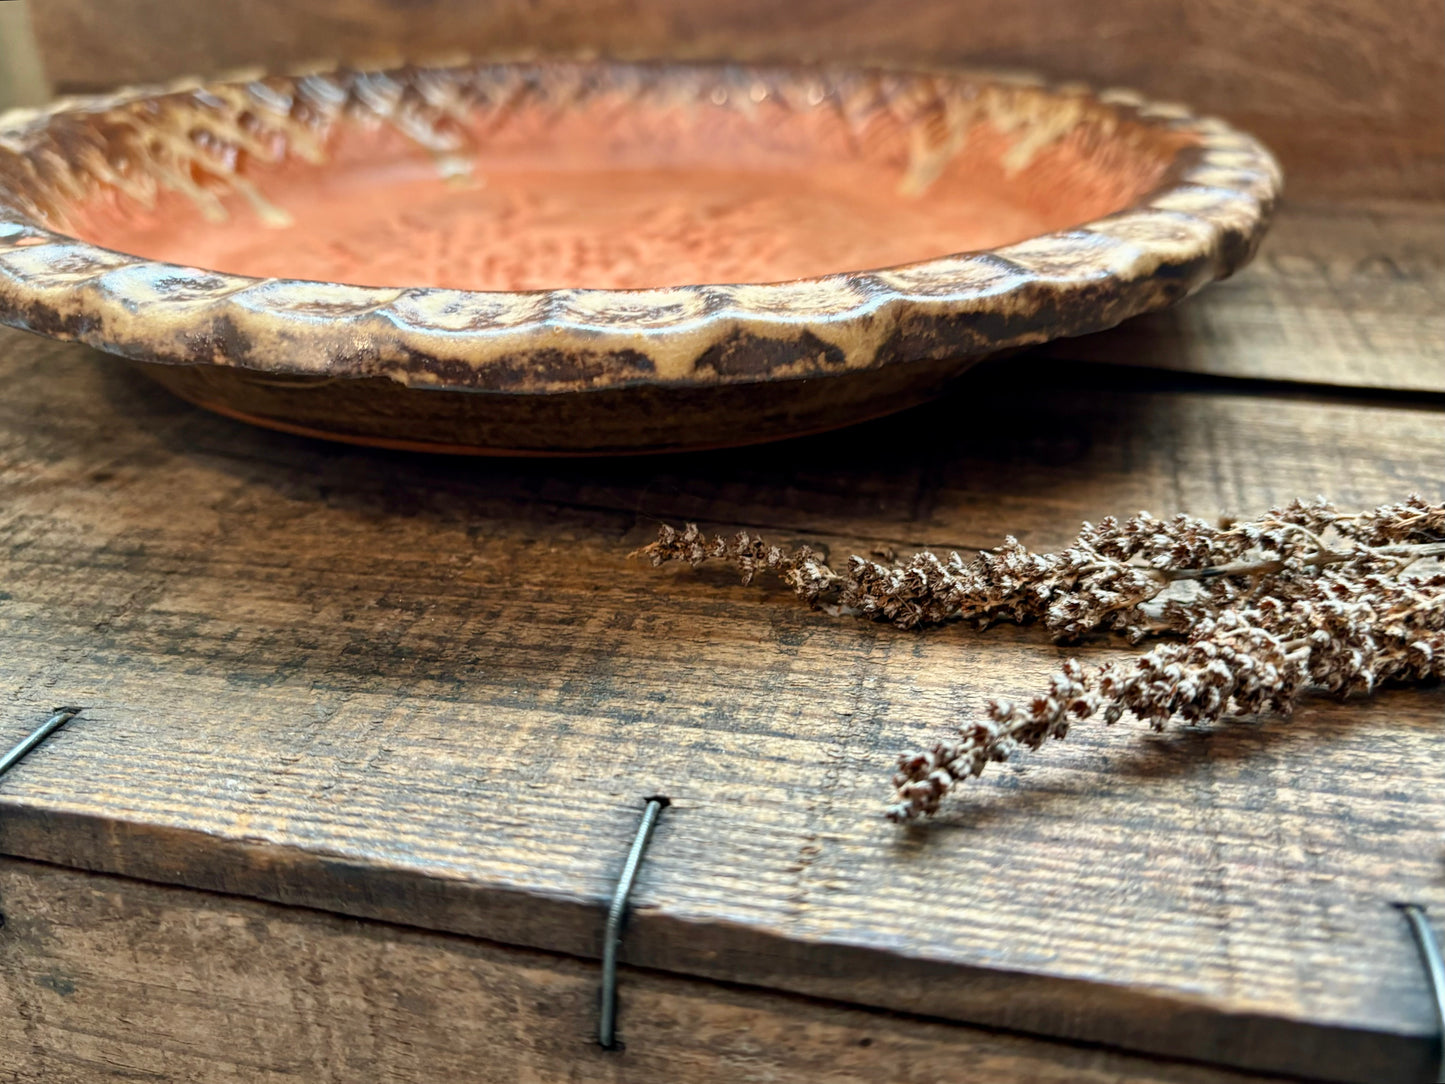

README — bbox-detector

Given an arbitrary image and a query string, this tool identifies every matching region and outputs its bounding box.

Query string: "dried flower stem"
[636,497,1445,820]
[1165,541,1445,582]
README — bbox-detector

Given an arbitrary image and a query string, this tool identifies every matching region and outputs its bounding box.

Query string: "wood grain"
[1046,201,1445,393]
[28,0,1445,203]
[0,857,1303,1084]
[0,322,1442,1081]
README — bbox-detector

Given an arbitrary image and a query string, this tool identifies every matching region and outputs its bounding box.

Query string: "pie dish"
[0,60,1280,454]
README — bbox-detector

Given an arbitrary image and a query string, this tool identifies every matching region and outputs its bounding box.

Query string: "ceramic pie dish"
[0,60,1280,454]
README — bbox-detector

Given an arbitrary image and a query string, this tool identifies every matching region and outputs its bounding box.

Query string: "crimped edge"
[0,60,1282,395]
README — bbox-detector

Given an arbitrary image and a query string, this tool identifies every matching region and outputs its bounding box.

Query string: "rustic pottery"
[0,60,1280,454]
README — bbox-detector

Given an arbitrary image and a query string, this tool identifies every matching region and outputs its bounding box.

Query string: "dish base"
[133,352,998,455]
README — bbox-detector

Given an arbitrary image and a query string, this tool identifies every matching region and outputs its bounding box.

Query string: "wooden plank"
[0,330,1442,1081]
[28,0,1445,203]
[0,857,1295,1084]
[1046,200,1445,393]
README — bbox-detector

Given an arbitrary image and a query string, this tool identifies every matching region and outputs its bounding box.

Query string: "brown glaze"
[0,60,1281,453]
[132,349,1007,455]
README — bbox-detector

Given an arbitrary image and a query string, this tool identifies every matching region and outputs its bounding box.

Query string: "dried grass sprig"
[635,496,1445,820]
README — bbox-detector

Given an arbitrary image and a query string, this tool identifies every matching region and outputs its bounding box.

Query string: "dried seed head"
[635,497,1445,820]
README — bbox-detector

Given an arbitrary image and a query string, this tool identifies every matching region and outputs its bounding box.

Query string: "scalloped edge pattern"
[0,60,1281,395]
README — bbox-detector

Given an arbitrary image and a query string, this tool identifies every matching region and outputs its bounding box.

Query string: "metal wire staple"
[599,796,668,1050]
[1398,904,1445,1084]
[0,707,82,780]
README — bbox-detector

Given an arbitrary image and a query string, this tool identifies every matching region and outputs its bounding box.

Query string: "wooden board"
[1046,201,1445,394]
[28,0,1445,203]
[0,325,1442,1082]
[0,856,1295,1084]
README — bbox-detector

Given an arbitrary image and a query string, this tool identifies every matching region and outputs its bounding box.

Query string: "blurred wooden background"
[0,1,47,109]
[10,0,1445,203]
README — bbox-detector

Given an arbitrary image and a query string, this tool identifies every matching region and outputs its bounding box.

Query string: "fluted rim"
[0,60,1281,395]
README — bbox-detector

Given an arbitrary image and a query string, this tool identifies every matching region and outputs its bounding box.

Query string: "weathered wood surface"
[29,0,1445,204]
[0,856,1303,1084]
[1046,201,1445,393]
[0,319,1442,1082]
